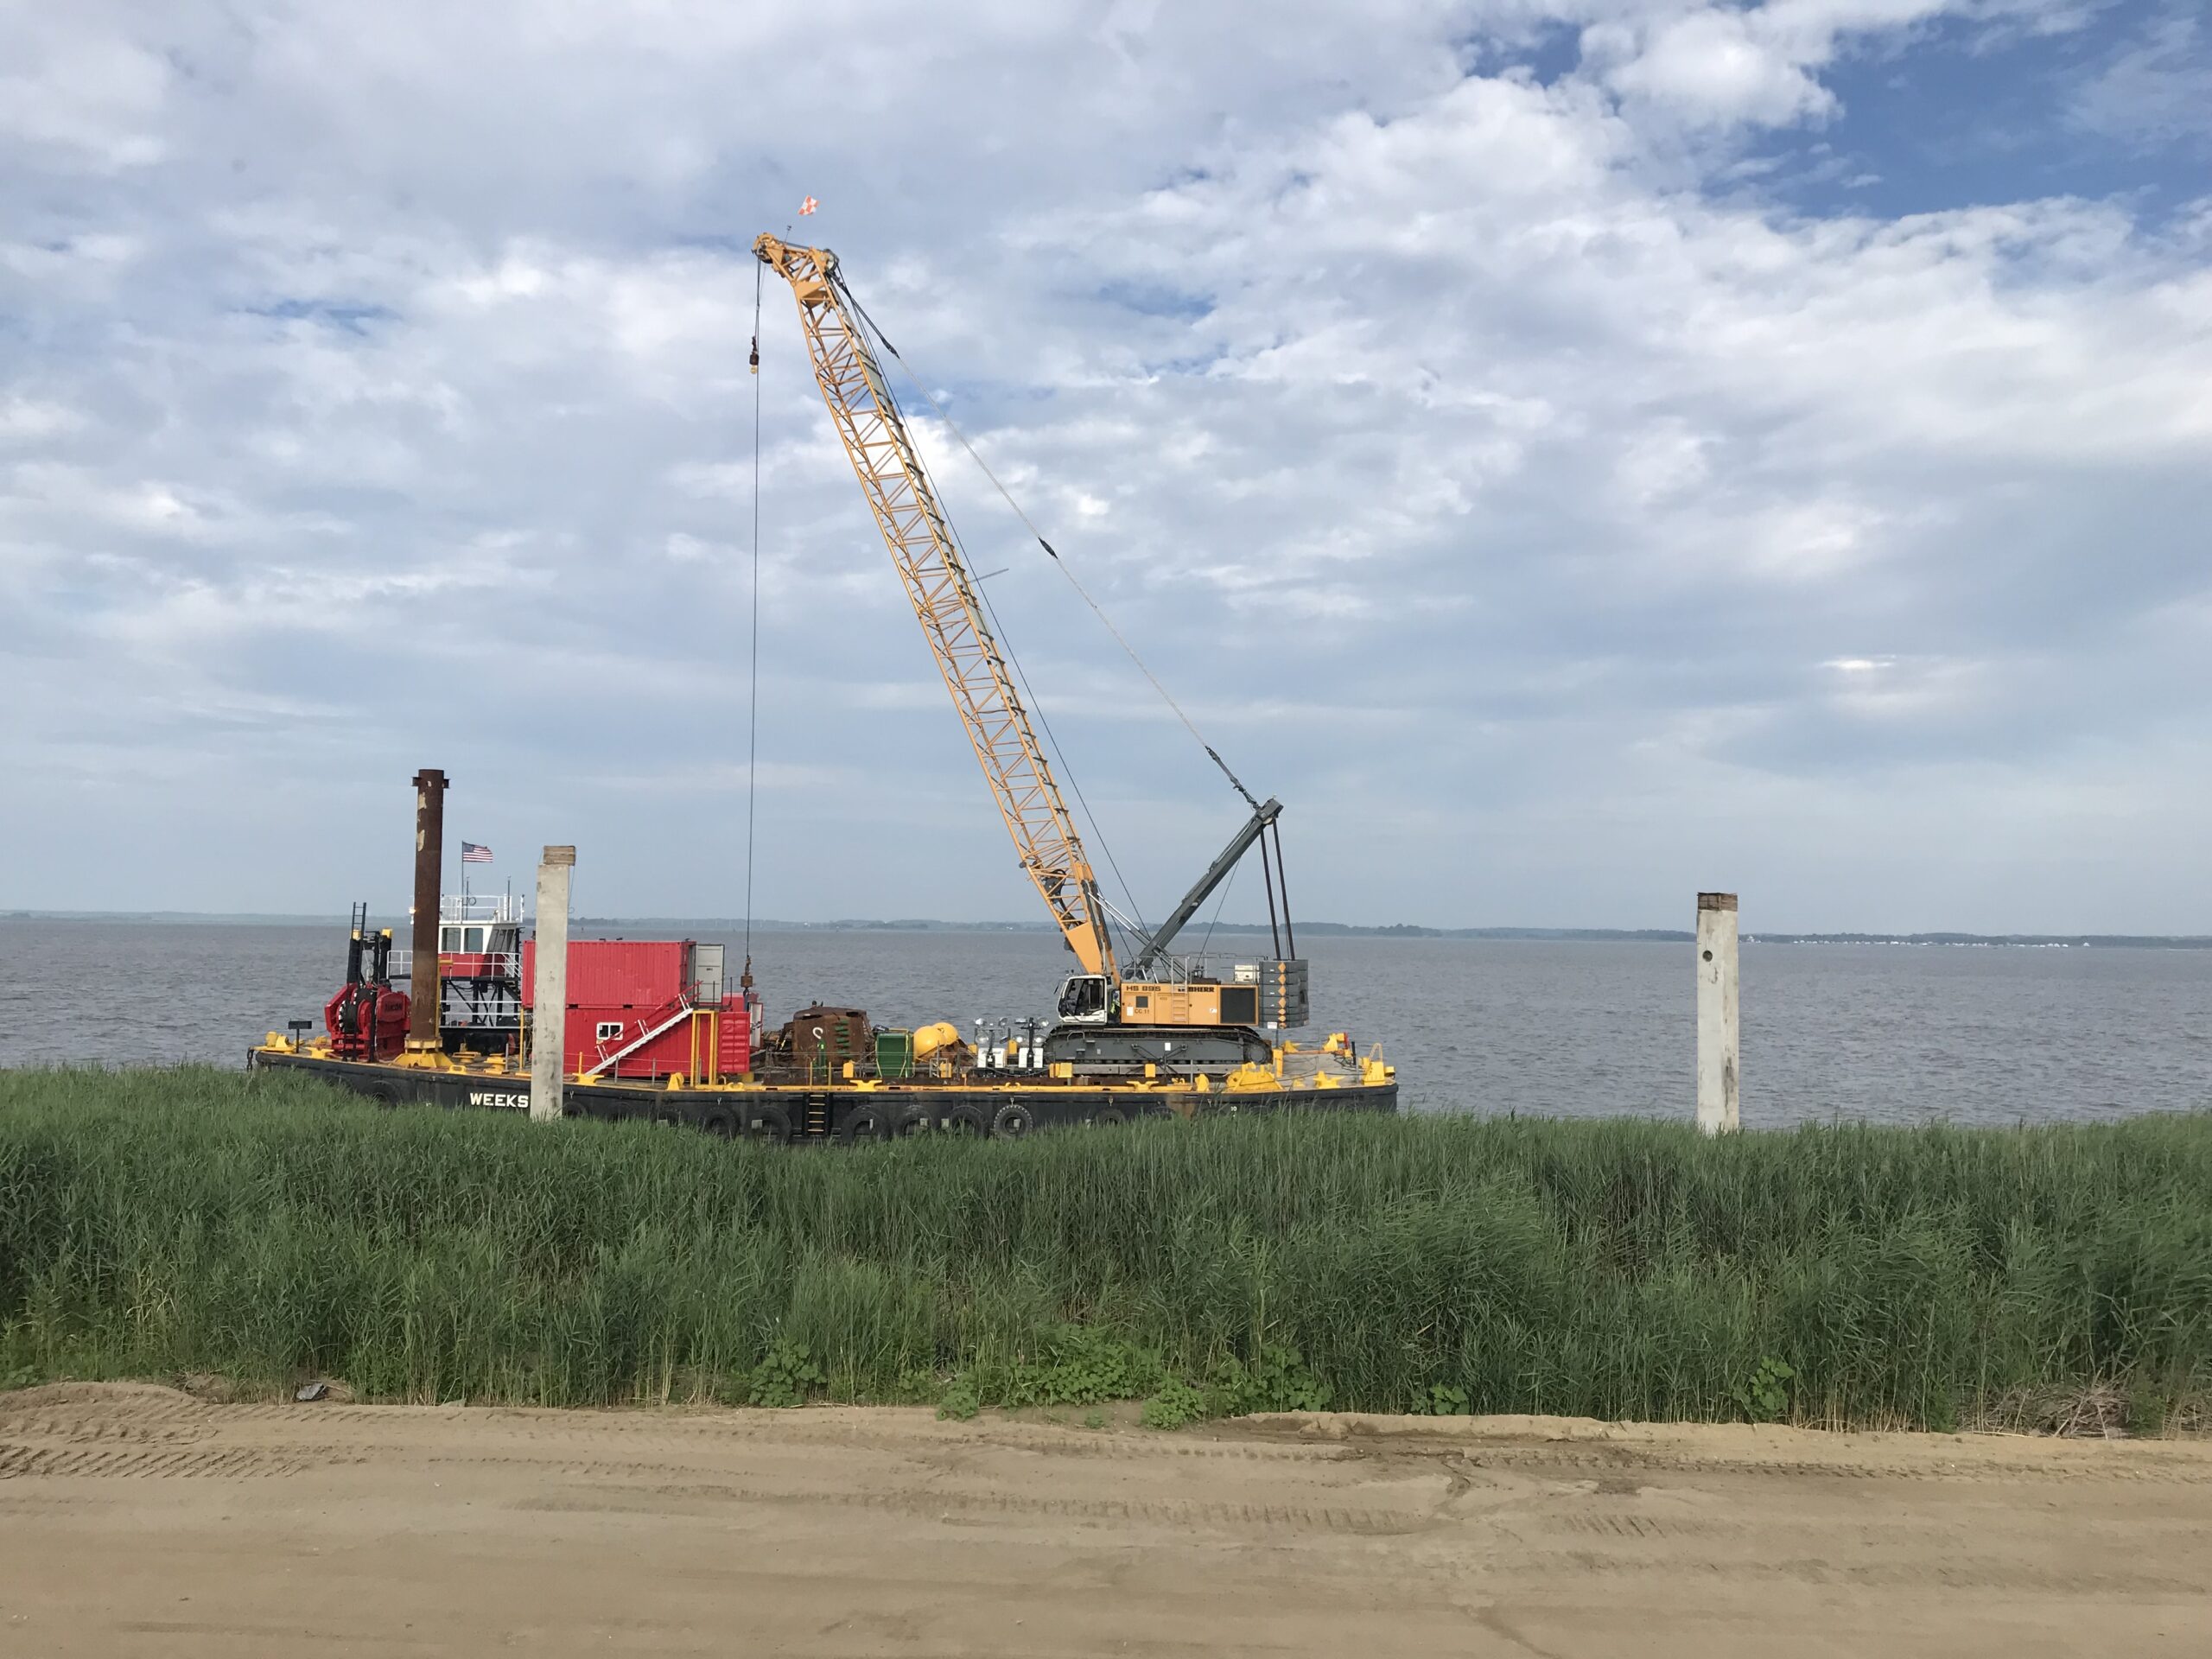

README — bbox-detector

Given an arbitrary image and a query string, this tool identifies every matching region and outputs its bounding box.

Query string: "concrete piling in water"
[1696,892,1739,1134]
[530,846,575,1124]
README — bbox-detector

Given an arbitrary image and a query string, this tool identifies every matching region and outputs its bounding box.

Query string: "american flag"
[461,842,493,864]
[799,194,818,216]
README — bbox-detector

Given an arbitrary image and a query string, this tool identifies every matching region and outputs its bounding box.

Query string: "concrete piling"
[530,846,575,1124]
[407,768,448,1047]
[1696,892,1739,1134]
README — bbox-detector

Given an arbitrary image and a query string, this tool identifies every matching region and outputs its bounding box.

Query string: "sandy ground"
[3,1384,2209,1657]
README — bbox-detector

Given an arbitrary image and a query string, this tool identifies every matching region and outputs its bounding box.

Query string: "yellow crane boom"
[754,234,1116,979]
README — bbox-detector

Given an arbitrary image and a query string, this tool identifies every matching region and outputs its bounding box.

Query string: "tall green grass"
[3,1067,2208,1430]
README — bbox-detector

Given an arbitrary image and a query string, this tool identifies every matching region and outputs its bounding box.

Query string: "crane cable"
[754,251,1149,963]
[1197,858,1238,959]
[832,270,1262,813]
[741,261,764,985]
[969,550,1152,953]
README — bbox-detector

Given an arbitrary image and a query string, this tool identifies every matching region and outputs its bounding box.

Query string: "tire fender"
[741,1101,792,1144]
[839,1104,890,1143]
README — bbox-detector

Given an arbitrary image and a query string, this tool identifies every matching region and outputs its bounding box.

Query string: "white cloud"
[0,1,2207,931]
[1589,8,1844,129]
[0,15,168,171]
[1577,0,2094,131]
[0,400,87,442]
[1820,652,1986,718]
[2071,6,2212,149]
[1614,421,1712,505]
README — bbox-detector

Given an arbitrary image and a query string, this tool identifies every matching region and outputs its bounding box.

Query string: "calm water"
[1,919,2206,1127]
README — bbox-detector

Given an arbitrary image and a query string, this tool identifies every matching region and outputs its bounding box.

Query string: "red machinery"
[325,908,411,1060]
[521,938,751,1082]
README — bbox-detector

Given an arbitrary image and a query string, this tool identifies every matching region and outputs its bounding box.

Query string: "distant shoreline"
[4,912,2209,949]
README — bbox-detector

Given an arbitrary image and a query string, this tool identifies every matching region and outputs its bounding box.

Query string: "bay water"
[3,919,2205,1126]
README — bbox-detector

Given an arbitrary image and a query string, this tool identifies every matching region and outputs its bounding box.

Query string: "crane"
[755,233,1306,1053]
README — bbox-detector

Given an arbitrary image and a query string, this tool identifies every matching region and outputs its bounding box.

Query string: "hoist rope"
[1197,858,1238,959]
[742,262,764,976]
[833,271,1262,812]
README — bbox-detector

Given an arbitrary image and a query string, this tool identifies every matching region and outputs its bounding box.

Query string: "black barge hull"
[248,1049,1398,1138]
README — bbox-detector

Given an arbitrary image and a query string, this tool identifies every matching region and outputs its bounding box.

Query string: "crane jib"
[754,233,1116,981]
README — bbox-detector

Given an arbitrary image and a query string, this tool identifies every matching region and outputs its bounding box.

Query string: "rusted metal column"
[529,846,575,1123]
[1696,892,1739,1134]
[409,768,448,1046]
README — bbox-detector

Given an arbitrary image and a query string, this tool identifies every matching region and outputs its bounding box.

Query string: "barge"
[248,1034,1397,1141]
[248,231,1402,1132]
[249,875,1396,1138]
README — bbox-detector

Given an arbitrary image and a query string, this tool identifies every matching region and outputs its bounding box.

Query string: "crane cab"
[1055,960,1310,1032]
[1055,974,1113,1025]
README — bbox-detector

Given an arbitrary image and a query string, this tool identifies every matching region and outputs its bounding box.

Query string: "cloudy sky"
[4,1,2208,932]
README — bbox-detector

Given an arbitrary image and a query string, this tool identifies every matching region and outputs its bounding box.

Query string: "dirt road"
[2,1383,2207,1656]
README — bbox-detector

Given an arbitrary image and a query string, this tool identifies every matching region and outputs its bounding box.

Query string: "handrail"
[438,893,526,924]
[581,988,700,1078]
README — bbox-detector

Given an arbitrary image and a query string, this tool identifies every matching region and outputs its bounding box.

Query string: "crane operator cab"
[1056,973,1112,1024]
[1053,961,1310,1032]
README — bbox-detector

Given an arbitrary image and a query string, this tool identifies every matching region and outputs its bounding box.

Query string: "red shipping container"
[566,996,749,1081]
[718,995,753,1078]
[519,939,744,1080]
[521,940,691,1009]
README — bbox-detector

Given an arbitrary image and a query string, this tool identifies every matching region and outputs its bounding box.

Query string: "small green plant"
[1208,1345,1331,1416]
[937,1374,982,1421]
[1732,1357,1796,1424]
[1412,1382,1470,1416]
[747,1339,824,1408]
[1004,1325,1161,1408]
[893,1366,940,1405]
[1082,1408,1107,1429]
[1141,1376,1207,1429]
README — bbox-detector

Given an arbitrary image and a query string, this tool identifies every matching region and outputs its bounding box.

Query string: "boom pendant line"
[742,261,764,992]
[753,235,1115,979]
[831,276,1259,811]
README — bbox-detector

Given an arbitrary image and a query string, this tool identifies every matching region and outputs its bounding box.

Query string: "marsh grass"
[3,1067,2207,1430]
